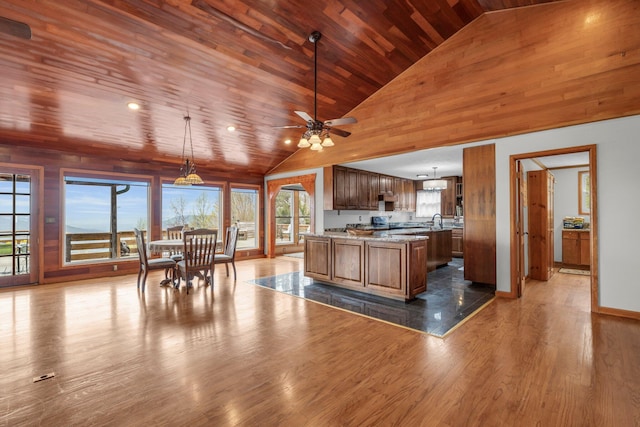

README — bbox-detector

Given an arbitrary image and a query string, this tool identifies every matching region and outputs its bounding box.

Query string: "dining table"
[148,238,222,286]
[148,239,183,286]
[148,239,183,256]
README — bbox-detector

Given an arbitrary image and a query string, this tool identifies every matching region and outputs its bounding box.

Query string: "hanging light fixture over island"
[422,167,447,191]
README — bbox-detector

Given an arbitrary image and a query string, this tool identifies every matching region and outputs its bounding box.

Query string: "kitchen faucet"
[432,213,443,229]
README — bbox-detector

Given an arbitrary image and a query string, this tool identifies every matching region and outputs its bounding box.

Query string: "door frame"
[266,174,316,258]
[509,144,598,311]
[0,162,44,286]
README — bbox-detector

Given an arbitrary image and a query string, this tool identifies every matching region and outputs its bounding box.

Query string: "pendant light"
[423,167,447,191]
[174,115,203,186]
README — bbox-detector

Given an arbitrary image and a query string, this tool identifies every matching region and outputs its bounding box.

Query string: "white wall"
[495,114,640,312]
[552,167,590,262]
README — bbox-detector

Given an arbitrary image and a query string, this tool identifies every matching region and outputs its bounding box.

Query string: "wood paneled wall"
[270,0,640,173]
[0,143,263,284]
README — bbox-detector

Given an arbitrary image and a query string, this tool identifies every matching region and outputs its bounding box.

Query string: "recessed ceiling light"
[284,139,292,145]
[127,102,140,110]
[226,125,236,132]
[416,174,428,178]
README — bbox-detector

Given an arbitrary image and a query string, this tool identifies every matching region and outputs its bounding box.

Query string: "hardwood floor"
[1,260,638,426]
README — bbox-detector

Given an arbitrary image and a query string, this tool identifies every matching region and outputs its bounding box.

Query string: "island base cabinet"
[365,239,427,300]
[304,237,331,281]
[365,241,406,296]
[303,235,428,301]
[332,239,365,287]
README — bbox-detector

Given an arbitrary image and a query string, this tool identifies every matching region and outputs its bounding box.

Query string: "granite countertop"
[305,231,429,243]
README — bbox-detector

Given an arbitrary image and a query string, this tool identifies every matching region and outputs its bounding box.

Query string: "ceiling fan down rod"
[309,31,321,123]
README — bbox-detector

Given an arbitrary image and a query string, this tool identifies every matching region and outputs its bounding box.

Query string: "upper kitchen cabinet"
[379,175,394,195]
[358,170,380,211]
[325,166,358,210]
[324,166,415,211]
[441,176,462,217]
[393,177,416,211]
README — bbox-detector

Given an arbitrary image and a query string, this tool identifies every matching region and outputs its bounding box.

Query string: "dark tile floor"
[249,258,495,337]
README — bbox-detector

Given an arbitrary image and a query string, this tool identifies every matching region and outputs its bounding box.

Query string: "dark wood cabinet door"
[332,238,365,286]
[357,170,370,209]
[333,166,348,210]
[369,173,380,210]
[440,177,458,217]
[304,237,331,281]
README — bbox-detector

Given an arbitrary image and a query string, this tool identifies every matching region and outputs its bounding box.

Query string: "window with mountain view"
[161,183,223,234]
[63,175,150,264]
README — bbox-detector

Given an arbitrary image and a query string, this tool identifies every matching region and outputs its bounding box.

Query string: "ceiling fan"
[276,31,357,150]
[0,16,32,39]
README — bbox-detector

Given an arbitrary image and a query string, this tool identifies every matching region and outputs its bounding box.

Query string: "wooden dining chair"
[175,228,218,293]
[214,226,239,281]
[134,228,176,292]
[166,224,188,262]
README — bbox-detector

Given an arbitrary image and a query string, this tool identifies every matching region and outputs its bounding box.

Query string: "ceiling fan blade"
[328,128,351,138]
[0,17,32,40]
[295,111,314,122]
[273,125,305,129]
[324,117,357,127]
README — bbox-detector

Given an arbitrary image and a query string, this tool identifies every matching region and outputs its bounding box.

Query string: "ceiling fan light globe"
[310,141,323,151]
[308,134,322,145]
[297,137,310,148]
[321,135,334,147]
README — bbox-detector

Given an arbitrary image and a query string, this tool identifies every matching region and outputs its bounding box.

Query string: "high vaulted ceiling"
[0,0,560,179]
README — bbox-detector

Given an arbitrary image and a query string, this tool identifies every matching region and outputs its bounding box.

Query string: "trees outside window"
[276,188,309,245]
[162,184,222,233]
[231,187,259,249]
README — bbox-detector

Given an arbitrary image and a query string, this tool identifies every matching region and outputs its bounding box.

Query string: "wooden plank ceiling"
[0,0,560,178]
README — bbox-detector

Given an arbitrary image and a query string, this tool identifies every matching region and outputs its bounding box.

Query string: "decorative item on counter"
[346,228,374,236]
[563,216,585,229]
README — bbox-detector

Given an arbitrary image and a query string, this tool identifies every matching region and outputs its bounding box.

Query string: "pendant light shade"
[422,167,447,192]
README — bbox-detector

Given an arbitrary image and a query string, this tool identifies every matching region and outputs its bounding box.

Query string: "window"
[276,187,309,245]
[231,186,259,249]
[298,191,311,240]
[161,183,222,233]
[64,175,150,264]
[416,190,440,218]
[275,190,293,244]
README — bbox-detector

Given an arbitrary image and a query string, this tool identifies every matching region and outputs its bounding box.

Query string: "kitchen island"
[389,228,453,272]
[303,231,428,301]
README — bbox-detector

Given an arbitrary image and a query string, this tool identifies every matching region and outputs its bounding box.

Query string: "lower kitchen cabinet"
[332,238,365,287]
[562,230,590,266]
[452,228,463,257]
[304,234,428,301]
[304,236,331,281]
